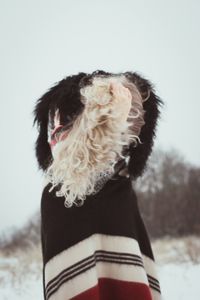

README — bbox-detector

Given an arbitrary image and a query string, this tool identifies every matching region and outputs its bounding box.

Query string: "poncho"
[40,161,162,300]
[33,70,163,300]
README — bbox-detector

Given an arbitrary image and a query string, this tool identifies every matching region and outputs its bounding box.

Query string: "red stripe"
[71,278,152,300]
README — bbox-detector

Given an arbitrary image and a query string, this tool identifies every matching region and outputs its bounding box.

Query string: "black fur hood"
[32,70,163,180]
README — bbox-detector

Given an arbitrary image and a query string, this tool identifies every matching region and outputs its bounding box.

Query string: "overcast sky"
[0,0,199,233]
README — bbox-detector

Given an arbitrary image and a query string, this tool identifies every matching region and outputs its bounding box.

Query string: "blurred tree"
[134,147,200,238]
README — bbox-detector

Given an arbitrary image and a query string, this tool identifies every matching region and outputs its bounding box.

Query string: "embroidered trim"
[89,154,130,196]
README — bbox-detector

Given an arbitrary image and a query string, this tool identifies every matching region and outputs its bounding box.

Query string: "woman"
[33,70,163,300]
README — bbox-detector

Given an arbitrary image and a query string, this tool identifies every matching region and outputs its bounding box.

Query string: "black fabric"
[41,176,154,266]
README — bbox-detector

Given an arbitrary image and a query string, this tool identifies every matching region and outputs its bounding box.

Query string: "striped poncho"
[40,165,162,300]
[33,70,163,300]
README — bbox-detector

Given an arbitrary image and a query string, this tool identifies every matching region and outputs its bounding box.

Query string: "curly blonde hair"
[44,74,148,207]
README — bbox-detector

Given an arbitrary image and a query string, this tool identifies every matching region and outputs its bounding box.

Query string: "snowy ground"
[0,245,43,300]
[0,236,200,300]
[153,236,200,300]
[158,262,200,300]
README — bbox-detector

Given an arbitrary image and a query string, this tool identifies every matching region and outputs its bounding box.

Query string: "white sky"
[0,0,199,233]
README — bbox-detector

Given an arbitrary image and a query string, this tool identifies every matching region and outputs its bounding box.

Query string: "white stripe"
[142,255,160,284]
[44,233,161,299]
[150,288,163,300]
[45,233,142,282]
[142,256,162,299]
[48,262,150,300]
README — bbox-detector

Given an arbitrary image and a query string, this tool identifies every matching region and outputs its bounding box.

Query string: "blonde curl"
[44,75,147,207]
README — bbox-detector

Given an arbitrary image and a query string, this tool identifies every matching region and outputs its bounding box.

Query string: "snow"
[158,262,200,300]
[0,257,43,300]
[0,278,43,300]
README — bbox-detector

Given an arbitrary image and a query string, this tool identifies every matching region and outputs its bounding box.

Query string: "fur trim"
[32,70,163,206]
[32,72,86,171]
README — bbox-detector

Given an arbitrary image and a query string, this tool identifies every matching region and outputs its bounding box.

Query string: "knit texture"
[41,174,162,300]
